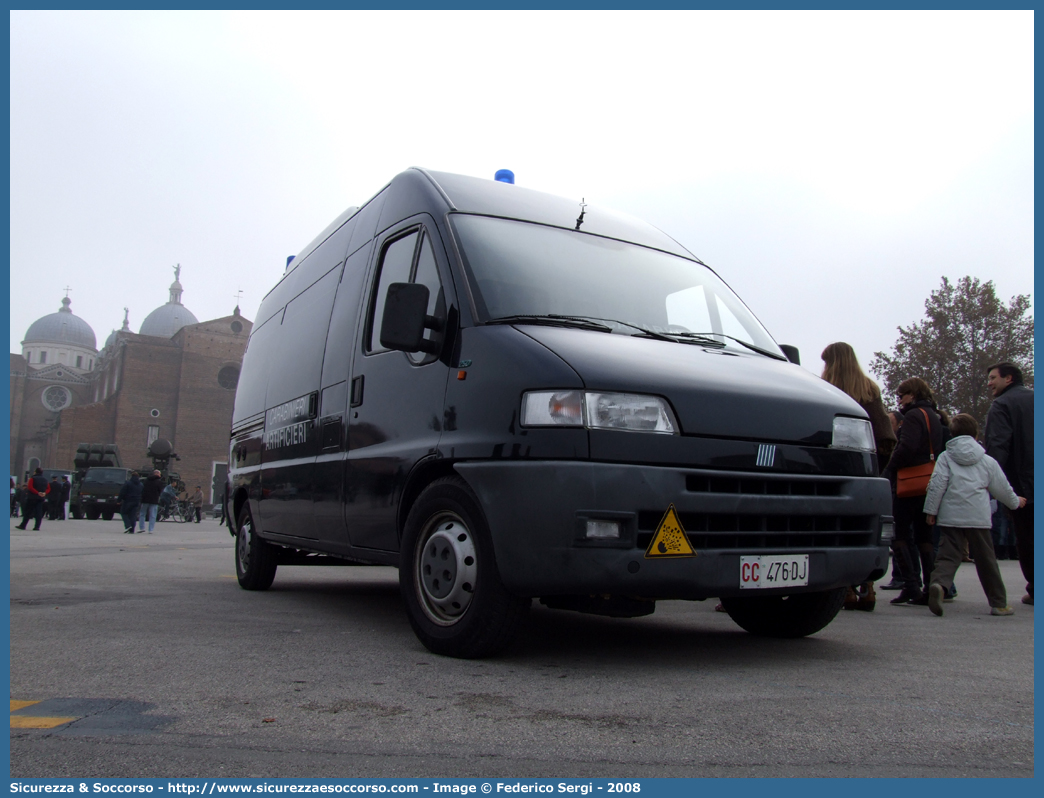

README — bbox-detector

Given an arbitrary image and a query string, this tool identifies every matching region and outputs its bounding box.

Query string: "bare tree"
[870,276,1033,426]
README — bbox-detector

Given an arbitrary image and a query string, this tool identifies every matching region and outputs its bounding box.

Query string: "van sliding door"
[258,266,340,541]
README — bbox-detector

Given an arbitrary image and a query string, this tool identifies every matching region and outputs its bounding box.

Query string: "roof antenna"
[575,198,587,231]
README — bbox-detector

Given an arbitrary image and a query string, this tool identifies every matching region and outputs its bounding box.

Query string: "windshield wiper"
[672,332,787,360]
[545,315,705,344]
[485,314,613,333]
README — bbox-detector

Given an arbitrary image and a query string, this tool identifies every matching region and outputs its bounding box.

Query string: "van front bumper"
[454,460,891,599]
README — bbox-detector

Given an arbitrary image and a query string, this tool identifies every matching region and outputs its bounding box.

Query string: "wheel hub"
[237,518,252,572]
[417,517,477,623]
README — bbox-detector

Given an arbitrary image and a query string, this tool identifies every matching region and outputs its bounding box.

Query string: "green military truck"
[70,443,128,520]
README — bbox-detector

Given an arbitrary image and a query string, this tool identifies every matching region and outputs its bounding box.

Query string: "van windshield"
[450,215,781,355]
[83,468,127,484]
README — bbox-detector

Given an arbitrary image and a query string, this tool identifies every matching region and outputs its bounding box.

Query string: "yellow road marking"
[11,716,78,729]
[10,700,39,712]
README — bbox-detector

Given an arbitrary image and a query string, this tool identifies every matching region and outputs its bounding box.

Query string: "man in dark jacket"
[139,470,165,533]
[46,477,63,520]
[985,362,1034,604]
[16,468,50,531]
[60,476,71,520]
[117,472,144,535]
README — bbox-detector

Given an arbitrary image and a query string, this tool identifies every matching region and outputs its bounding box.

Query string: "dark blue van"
[226,169,892,657]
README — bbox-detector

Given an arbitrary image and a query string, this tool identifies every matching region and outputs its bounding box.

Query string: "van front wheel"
[235,505,277,590]
[400,477,529,658]
[720,587,847,638]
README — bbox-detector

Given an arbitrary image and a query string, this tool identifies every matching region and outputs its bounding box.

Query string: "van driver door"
[344,217,451,552]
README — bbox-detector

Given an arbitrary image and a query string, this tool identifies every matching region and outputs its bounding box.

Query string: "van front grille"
[685,475,843,496]
[636,510,875,550]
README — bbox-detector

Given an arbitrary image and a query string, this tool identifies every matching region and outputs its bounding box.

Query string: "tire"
[400,477,530,659]
[235,504,278,590]
[85,507,100,520]
[71,507,83,520]
[720,587,847,638]
[101,510,114,521]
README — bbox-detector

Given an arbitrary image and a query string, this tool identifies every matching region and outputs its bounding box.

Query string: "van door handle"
[350,376,364,407]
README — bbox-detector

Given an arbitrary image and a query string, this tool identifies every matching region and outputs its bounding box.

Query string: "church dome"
[140,304,199,337]
[23,297,97,350]
[139,266,199,338]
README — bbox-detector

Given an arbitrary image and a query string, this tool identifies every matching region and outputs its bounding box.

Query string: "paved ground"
[8,516,1034,778]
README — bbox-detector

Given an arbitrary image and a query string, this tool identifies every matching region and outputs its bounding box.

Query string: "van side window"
[266,267,341,408]
[319,243,373,390]
[407,233,445,364]
[232,316,281,423]
[367,231,419,353]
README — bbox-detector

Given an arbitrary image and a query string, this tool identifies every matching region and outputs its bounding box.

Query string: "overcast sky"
[9,10,1033,395]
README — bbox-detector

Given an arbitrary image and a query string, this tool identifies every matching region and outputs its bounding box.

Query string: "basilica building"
[9,268,252,504]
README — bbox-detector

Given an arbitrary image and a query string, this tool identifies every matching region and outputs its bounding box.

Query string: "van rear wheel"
[235,505,278,590]
[85,507,100,520]
[720,587,847,638]
[400,477,529,658]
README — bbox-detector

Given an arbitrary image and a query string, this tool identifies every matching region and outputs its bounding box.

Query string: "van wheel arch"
[231,488,250,536]
[397,458,461,546]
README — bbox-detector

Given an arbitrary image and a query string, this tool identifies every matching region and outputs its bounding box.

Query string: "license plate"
[739,554,809,589]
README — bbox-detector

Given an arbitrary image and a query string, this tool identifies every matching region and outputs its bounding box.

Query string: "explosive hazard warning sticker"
[645,504,696,558]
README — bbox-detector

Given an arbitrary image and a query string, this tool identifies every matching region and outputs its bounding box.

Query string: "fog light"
[880,521,895,543]
[586,520,620,539]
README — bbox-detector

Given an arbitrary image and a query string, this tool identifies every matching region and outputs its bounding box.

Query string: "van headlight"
[831,416,875,452]
[521,391,678,434]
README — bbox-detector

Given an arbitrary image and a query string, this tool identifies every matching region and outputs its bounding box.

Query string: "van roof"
[271,169,701,309]
[294,169,698,273]
[420,169,697,260]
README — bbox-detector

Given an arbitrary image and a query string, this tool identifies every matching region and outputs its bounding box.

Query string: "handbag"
[896,408,936,498]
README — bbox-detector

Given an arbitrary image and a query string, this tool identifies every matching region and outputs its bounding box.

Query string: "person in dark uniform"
[60,476,71,520]
[16,468,50,531]
[117,472,143,535]
[46,476,63,520]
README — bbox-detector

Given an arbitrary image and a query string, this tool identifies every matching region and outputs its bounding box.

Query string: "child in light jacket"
[923,413,1025,617]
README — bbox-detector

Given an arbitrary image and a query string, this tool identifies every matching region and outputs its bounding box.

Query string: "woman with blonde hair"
[821,342,897,470]
[821,342,897,611]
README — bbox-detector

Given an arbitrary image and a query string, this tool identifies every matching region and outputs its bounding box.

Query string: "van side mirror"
[779,344,800,365]
[380,283,441,354]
